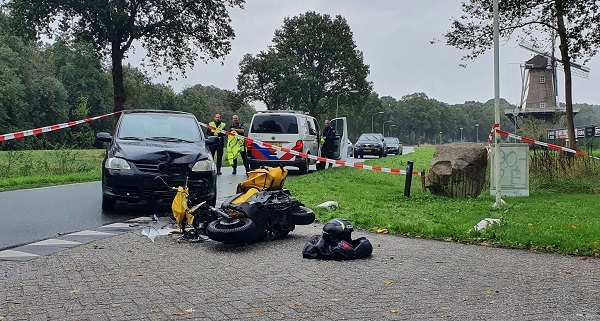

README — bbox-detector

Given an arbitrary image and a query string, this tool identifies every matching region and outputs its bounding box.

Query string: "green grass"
[2,145,600,256]
[0,149,103,191]
[285,145,600,257]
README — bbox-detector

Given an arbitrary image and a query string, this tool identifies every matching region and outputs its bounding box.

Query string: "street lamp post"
[382,120,393,136]
[388,124,396,137]
[336,90,359,118]
[476,124,479,143]
[460,127,463,142]
[439,132,442,145]
[371,112,384,133]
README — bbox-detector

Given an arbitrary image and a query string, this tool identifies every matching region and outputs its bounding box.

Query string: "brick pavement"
[0,218,599,321]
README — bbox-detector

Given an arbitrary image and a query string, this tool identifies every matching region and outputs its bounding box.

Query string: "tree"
[442,0,600,149]
[237,11,371,118]
[7,0,245,112]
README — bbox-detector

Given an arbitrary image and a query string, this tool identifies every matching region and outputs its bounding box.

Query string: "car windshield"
[117,113,202,142]
[358,134,381,142]
[385,137,399,144]
[251,115,299,134]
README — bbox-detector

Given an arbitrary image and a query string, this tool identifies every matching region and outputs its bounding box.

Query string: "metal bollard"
[404,161,414,197]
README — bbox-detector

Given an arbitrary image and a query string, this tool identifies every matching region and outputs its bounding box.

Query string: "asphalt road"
[0,153,391,251]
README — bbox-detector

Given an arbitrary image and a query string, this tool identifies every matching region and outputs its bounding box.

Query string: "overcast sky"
[135,0,600,108]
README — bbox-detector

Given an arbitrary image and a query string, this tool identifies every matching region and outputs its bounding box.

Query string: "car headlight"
[105,157,131,170]
[192,159,216,172]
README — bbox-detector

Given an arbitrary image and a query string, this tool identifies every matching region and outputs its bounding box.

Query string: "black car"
[96,110,218,211]
[353,133,387,158]
[384,137,403,155]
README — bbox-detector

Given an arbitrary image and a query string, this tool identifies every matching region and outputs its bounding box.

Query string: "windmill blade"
[555,62,590,79]
[519,39,551,57]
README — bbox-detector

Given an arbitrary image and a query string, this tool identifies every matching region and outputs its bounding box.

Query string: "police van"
[246,110,348,174]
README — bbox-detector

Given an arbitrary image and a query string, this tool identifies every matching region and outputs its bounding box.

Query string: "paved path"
[1,218,599,320]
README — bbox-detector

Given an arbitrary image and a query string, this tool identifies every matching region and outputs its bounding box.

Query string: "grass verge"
[285,146,600,257]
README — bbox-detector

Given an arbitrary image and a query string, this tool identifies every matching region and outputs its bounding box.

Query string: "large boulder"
[426,144,488,198]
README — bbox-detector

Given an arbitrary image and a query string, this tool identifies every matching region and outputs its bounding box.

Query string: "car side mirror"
[206,136,219,146]
[96,132,112,143]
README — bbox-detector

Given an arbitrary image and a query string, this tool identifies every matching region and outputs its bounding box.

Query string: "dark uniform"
[321,123,336,169]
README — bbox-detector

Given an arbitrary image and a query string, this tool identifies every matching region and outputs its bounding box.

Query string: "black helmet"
[323,218,354,242]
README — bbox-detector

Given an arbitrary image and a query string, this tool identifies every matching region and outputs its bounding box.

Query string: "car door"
[329,117,348,162]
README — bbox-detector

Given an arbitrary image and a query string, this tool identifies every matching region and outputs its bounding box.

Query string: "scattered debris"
[473,218,501,232]
[141,226,174,242]
[317,201,338,210]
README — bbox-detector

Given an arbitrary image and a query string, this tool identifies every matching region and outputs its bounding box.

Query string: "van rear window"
[251,115,299,134]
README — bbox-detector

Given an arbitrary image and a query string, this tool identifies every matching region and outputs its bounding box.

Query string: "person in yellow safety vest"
[207,113,226,175]
[227,115,250,175]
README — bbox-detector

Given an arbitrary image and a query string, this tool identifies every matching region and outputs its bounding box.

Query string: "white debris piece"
[317,201,338,210]
[141,226,174,242]
[473,218,501,231]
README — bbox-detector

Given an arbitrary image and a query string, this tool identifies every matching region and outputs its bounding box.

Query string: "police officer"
[207,113,226,175]
[228,115,250,174]
[320,120,336,169]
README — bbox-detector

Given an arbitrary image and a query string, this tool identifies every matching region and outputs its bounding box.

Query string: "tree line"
[2,5,599,150]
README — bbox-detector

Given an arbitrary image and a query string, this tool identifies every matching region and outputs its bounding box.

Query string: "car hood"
[110,140,209,164]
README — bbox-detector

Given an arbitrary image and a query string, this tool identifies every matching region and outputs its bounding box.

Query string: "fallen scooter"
[169,166,315,244]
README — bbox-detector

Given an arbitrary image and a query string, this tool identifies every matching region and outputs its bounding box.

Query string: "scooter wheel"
[206,218,255,244]
[292,206,315,225]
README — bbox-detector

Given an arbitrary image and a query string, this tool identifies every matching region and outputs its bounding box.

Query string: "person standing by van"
[320,119,336,169]
[207,113,226,175]
[227,115,250,174]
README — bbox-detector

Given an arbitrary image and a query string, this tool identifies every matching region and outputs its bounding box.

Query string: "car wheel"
[206,218,255,244]
[102,195,116,212]
[298,157,309,174]
[207,193,217,207]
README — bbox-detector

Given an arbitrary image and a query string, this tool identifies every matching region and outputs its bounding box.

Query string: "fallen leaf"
[293,301,303,307]
[224,267,234,272]
[70,290,79,295]
[486,289,493,295]
[251,310,264,314]
[578,256,588,261]
[591,290,599,293]
[129,273,136,278]
[527,223,533,227]
[185,308,195,313]
[111,303,121,308]
[137,272,144,276]
[383,280,393,285]
[441,307,449,310]
[65,268,72,272]
[376,228,389,234]
[390,310,399,313]
[489,301,496,304]
[173,312,185,316]
[0,315,5,320]
[150,309,158,313]
[564,270,572,275]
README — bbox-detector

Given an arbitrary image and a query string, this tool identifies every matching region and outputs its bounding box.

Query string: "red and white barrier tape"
[0,112,420,175]
[495,129,600,161]
[487,123,500,145]
[0,112,121,142]
[200,122,420,176]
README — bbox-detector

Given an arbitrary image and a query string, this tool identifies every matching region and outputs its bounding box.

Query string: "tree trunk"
[556,1,577,150]
[111,41,126,112]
